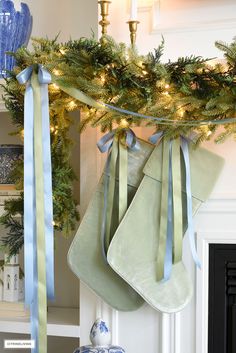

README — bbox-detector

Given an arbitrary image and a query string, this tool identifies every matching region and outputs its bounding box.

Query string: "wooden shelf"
[0,79,7,112]
[0,307,80,338]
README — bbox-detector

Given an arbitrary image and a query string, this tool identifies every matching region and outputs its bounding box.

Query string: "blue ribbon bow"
[97,128,140,153]
[17,65,54,352]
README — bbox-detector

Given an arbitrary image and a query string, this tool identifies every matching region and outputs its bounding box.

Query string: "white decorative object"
[130,0,137,20]
[74,319,125,353]
[3,254,19,302]
[90,318,111,346]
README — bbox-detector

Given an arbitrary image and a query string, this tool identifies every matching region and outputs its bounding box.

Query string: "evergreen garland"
[1,35,236,254]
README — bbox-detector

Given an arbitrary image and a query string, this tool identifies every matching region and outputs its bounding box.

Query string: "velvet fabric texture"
[68,140,154,311]
[68,139,224,312]
[107,141,224,313]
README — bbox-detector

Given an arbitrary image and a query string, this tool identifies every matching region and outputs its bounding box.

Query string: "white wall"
[107,0,236,60]
[17,0,98,42]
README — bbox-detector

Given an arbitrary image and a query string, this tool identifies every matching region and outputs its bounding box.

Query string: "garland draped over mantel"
[1,34,236,254]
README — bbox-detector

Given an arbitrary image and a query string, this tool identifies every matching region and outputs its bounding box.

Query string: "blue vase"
[0,0,32,78]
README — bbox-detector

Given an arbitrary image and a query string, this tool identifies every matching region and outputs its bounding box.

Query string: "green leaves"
[2,35,236,254]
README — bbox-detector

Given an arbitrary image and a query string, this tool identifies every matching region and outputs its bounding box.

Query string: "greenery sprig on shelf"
[1,35,236,254]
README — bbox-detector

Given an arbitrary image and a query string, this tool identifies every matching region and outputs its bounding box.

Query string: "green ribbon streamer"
[118,140,128,223]
[53,76,236,127]
[105,137,118,252]
[157,139,170,281]
[104,136,128,254]
[31,72,47,353]
[172,138,183,264]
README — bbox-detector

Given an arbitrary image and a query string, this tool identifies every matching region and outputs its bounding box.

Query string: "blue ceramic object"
[73,319,125,353]
[89,319,111,346]
[0,0,32,77]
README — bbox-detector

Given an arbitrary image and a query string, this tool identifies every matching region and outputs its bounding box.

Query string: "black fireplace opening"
[208,244,236,353]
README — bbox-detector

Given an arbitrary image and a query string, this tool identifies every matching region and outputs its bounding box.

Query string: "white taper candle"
[13,0,21,12]
[130,0,138,20]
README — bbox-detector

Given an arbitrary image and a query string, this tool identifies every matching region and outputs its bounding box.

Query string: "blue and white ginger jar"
[74,319,125,353]
[0,0,32,77]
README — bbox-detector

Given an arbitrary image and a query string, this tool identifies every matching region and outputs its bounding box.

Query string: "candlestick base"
[127,20,140,47]
[98,1,111,36]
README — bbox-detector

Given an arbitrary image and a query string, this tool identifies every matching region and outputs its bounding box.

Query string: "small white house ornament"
[3,254,19,302]
[73,319,125,353]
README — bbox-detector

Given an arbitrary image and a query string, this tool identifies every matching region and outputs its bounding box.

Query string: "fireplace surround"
[208,244,236,353]
[196,230,236,353]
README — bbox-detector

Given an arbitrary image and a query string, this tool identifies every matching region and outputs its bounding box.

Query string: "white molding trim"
[174,313,181,353]
[151,17,236,35]
[160,313,171,353]
[111,309,119,345]
[199,196,236,214]
[138,0,236,34]
[159,311,181,353]
[196,231,236,353]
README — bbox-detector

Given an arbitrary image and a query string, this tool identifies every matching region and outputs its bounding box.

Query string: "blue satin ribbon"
[97,128,140,153]
[17,65,54,351]
[97,128,140,261]
[17,66,34,306]
[149,132,201,280]
[40,67,54,299]
[98,101,236,126]
[180,137,201,269]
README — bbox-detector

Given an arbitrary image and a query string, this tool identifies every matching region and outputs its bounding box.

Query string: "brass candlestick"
[98,1,111,35]
[127,20,140,47]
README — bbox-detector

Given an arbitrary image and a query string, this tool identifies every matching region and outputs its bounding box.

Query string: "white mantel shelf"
[0,307,80,338]
[0,79,7,112]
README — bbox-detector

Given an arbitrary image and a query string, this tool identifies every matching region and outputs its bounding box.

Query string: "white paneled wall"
[107,0,236,59]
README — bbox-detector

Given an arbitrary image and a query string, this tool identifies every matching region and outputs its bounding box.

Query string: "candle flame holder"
[98,1,111,36]
[127,20,140,47]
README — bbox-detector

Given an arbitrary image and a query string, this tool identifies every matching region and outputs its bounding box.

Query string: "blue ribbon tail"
[180,137,201,269]
[149,131,163,144]
[17,65,55,352]
[39,67,55,300]
[31,208,38,353]
[23,81,35,306]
